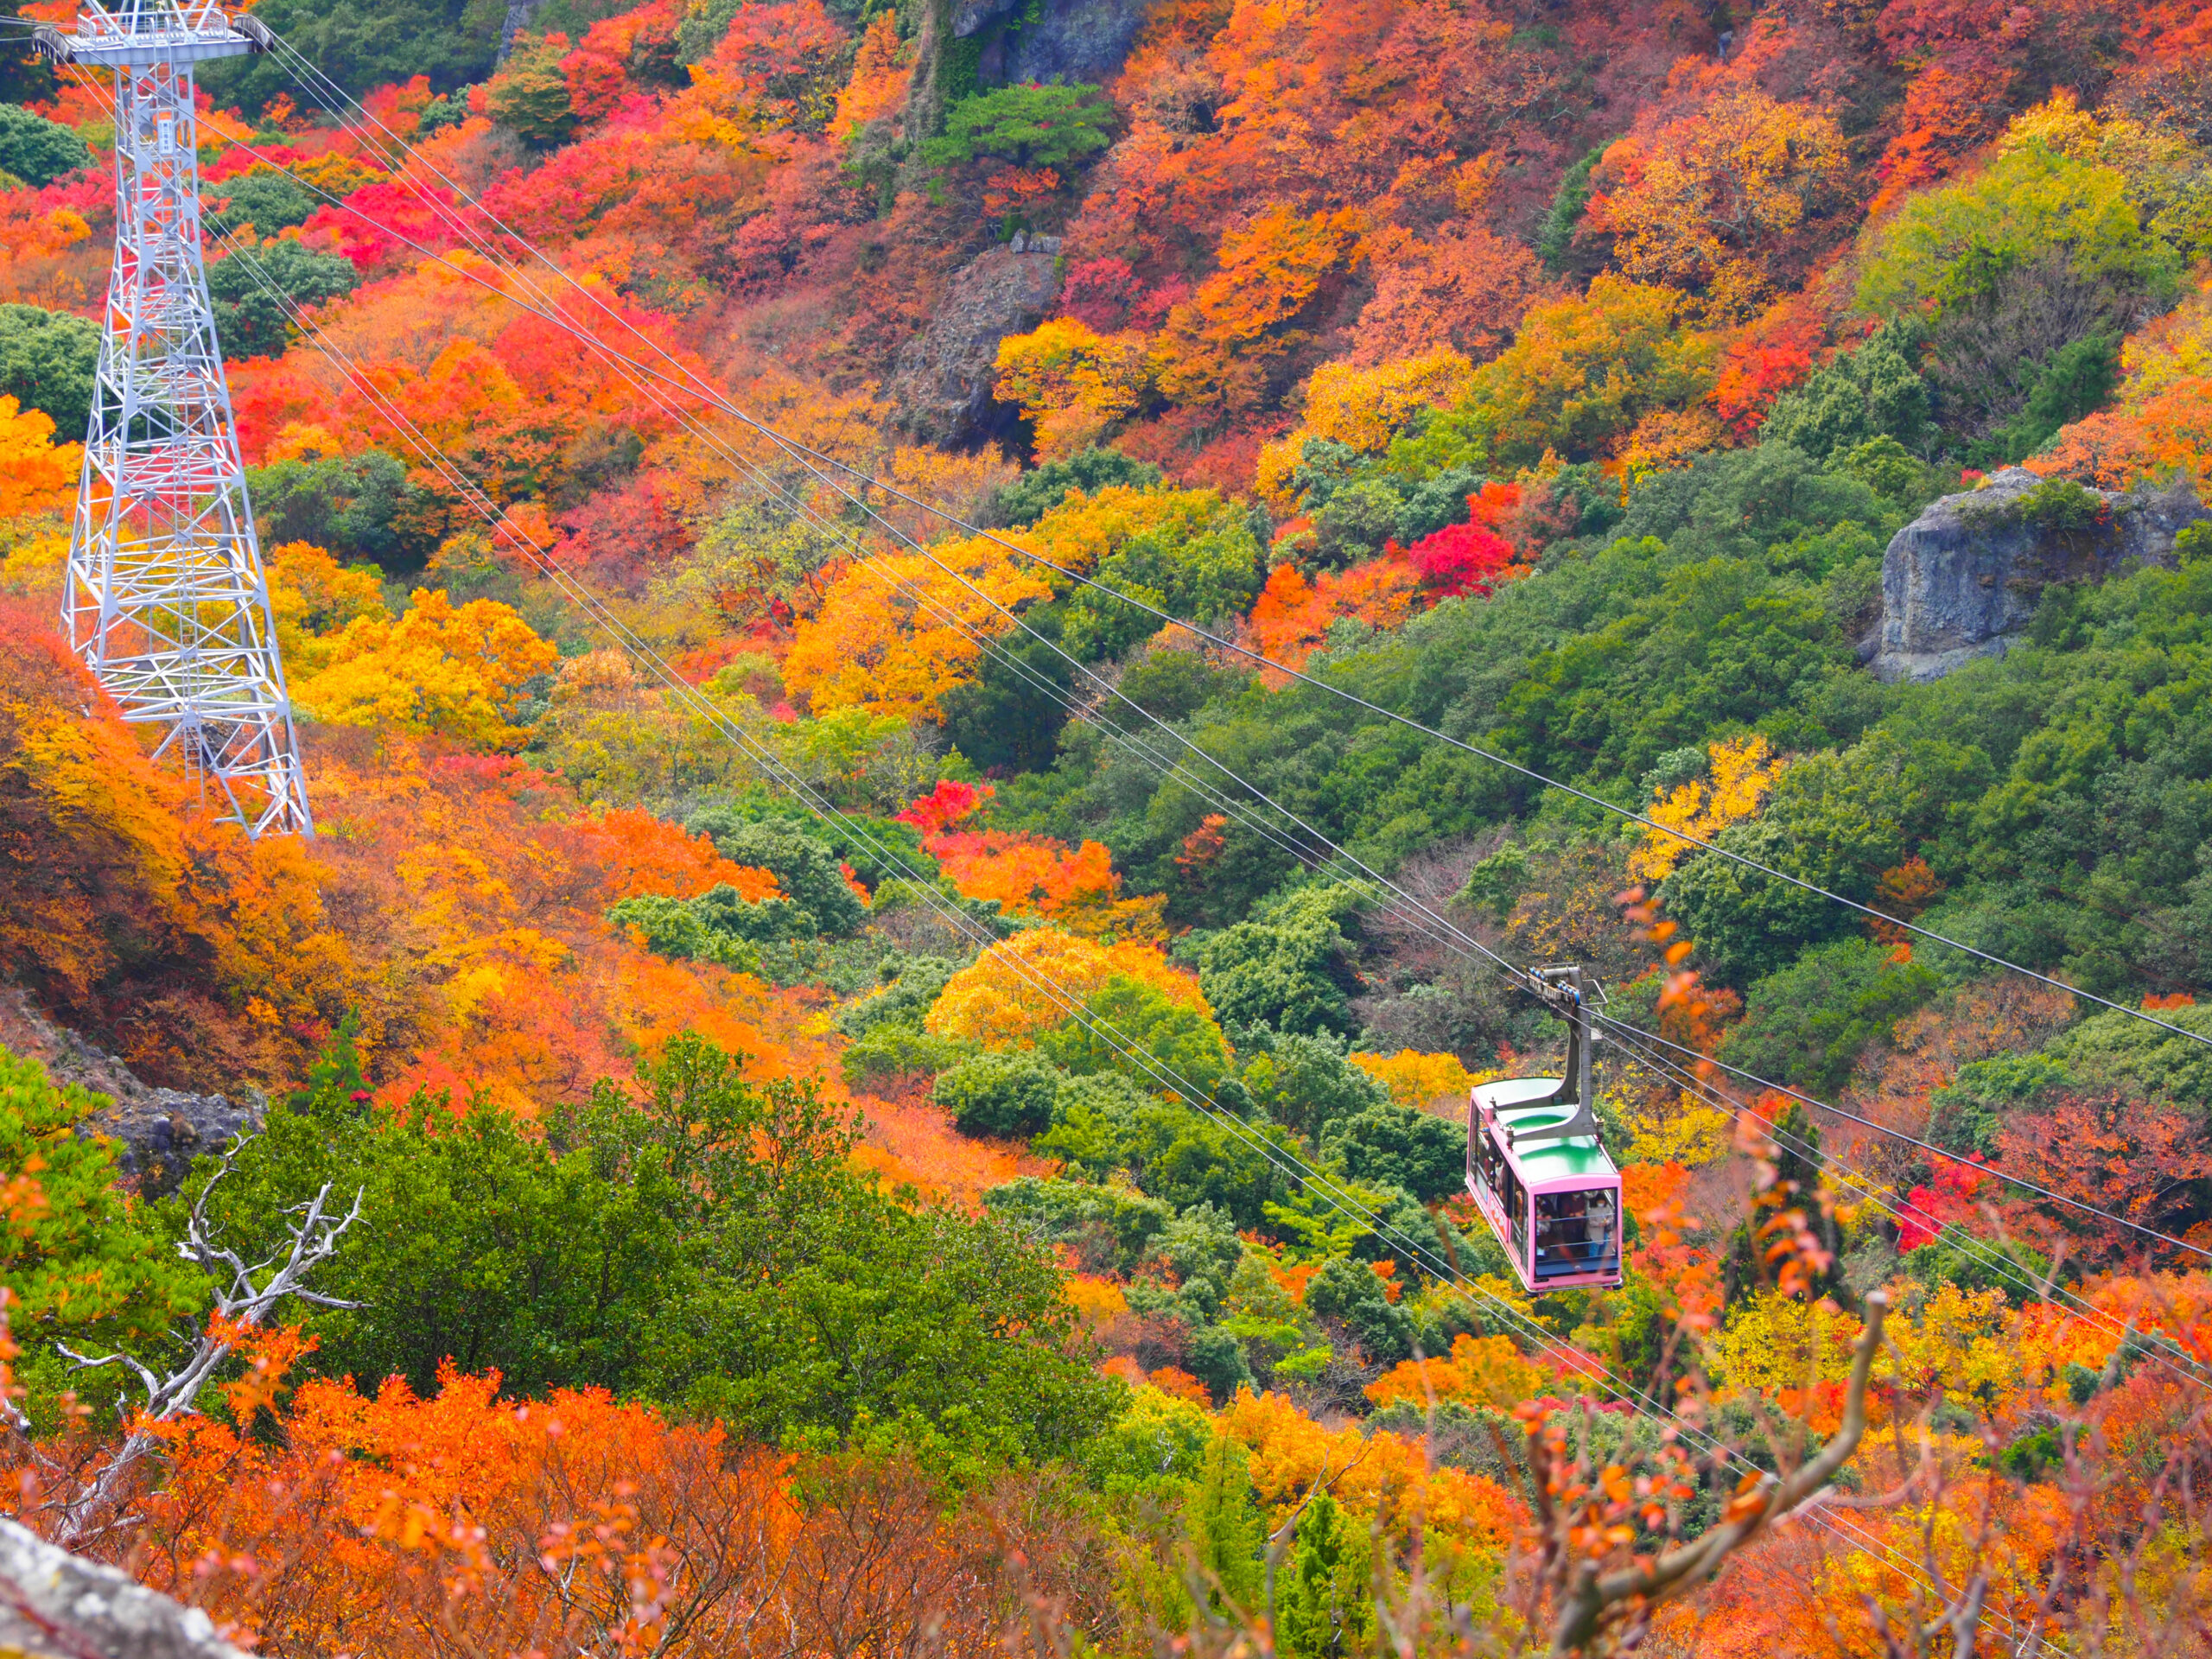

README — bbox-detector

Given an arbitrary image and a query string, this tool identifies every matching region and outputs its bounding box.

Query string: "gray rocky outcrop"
[0,985,259,1197]
[886,244,1060,448]
[0,1517,247,1659]
[951,0,1153,86]
[1870,467,2209,683]
[91,1087,259,1198]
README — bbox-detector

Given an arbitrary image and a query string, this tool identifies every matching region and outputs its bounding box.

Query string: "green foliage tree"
[1279,1492,1375,1659]
[1925,1052,2073,1154]
[0,1048,206,1414]
[2042,1001,2212,1113]
[936,1049,1065,1138]
[1239,1028,1389,1146]
[1036,1082,1291,1231]
[604,890,768,969]
[205,240,361,360]
[248,446,435,571]
[1198,887,1358,1039]
[185,1028,1115,1461]
[1320,1100,1464,1202]
[198,0,502,113]
[991,447,1162,528]
[1538,146,1605,276]
[922,82,1116,171]
[1856,143,2181,323]
[1665,728,1969,984]
[840,1024,974,1095]
[1758,322,1932,461]
[0,1,55,104]
[835,955,959,1038]
[687,809,868,935]
[0,104,92,188]
[203,167,320,238]
[1039,974,1235,1098]
[1303,1253,1414,1363]
[1182,1433,1265,1612]
[1720,938,1940,1096]
[486,31,578,149]
[1991,330,2120,461]
[0,303,99,437]
[1059,497,1265,661]
[1083,1382,1213,1498]
[983,1174,1173,1272]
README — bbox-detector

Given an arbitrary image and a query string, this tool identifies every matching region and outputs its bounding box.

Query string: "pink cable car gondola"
[1465,966,1624,1293]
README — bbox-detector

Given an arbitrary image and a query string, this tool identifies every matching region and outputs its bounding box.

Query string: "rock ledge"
[1872,467,2209,683]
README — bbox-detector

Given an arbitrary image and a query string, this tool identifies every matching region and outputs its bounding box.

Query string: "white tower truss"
[37,3,312,836]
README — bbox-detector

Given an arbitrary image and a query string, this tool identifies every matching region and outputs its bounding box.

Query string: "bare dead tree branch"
[44,1140,362,1551]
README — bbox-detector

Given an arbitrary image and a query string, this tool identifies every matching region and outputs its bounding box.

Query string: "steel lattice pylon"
[40,3,311,837]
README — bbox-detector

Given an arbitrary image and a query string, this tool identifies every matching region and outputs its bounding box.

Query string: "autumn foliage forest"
[3,0,2212,1651]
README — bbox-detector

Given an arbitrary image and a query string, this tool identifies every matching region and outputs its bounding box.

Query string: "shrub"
[937,1050,1065,1138]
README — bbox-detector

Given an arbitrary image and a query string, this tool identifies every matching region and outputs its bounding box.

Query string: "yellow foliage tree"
[994,319,1154,460]
[290,588,560,749]
[1618,1087,1734,1165]
[925,926,1210,1049]
[1880,1281,2019,1412]
[1709,1281,2019,1420]
[1217,1387,1516,1589]
[1348,1048,1484,1111]
[783,484,1228,720]
[1365,1331,1549,1411]
[1461,275,1720,468]
[0,395,79,520]
[1705,1288,1859,1401]
[779,533,1052,720]
[1593,87,1848,318]
[264,541,391,673]
[1630,733,1787,880]
[1255,349,1474,514]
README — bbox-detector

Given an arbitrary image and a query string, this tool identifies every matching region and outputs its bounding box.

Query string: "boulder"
[887,245,1059,448]
[0,1516,248,1659]
[1870,467,2209,683]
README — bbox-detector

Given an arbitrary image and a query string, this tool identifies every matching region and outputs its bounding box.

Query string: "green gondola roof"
[1492,1096,1618,1182]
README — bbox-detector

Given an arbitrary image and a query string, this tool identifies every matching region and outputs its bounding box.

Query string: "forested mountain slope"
[1,1,2210,1651]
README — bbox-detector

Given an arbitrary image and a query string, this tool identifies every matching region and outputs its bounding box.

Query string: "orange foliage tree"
[1243,557,1424,682]
[116,1350,1105,1658]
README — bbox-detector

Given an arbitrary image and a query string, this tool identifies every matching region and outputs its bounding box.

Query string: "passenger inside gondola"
[1534,1190,1586,1275]
[1586,1190,1617,1258]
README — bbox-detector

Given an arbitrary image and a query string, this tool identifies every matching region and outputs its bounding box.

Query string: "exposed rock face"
[0,985,259,1197]
[93,1088,260,1198]
[1871,467,2209,683]
[952,0,1153,85]
[887,245,1059,448]
[0,1517,248,1659]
